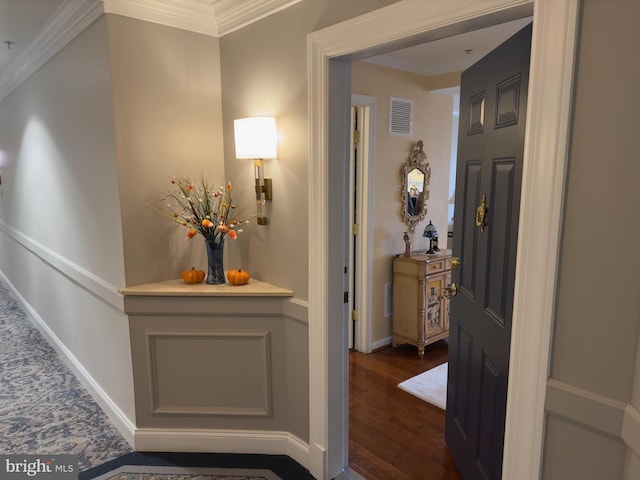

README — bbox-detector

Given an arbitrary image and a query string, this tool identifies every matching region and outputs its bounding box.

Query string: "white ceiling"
[364,17,532,77]
[0,1,531,96]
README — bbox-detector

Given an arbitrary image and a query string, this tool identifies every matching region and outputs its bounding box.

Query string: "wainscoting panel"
[542,415,625,480]
[130,314,287,431]
[147,331,272,417]
[543,377,640,479]
[124,285,305,439]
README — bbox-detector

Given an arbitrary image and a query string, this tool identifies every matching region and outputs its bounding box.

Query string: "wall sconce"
[234,117,277,225]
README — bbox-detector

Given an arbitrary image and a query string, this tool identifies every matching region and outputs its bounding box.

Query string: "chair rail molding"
[0,221,123,310]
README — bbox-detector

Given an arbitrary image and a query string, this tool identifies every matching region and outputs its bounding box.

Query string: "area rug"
[79,452,315,480]
[398,362,448,410]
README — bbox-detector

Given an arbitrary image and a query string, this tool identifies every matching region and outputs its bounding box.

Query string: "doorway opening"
[346,27,519,476]
[307,2,578,479]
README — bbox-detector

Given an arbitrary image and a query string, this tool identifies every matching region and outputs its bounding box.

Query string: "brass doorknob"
[443,283,457,298]
[476,194,488,233]
[451,257,460,269]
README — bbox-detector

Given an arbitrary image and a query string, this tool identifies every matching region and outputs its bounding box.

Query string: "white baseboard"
[336,467,366,480]
[134,428,310,470]
[0,270,136,447]
[371,336,392,352]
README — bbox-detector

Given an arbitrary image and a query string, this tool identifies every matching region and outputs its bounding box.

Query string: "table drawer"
[426,260,446,274]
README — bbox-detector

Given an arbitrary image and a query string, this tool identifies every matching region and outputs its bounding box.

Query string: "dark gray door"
[445,23,532,480]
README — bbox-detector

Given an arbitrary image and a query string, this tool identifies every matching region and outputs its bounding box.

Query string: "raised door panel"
[459,161,482,300]
[451,325,474,443]
[475,352,506,479]
[485,158,517,325]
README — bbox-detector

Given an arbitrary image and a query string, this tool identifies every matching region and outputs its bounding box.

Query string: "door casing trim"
[307,0,579,478]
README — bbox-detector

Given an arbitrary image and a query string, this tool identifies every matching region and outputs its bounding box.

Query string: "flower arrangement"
[155,175,253,245]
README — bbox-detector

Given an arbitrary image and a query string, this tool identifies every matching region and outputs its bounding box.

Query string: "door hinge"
[353,130,361,145]
[344,291,349,303]
[352,224,359,235]
[352,310,359,322]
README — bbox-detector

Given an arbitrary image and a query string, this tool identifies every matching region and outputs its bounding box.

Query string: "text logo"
[0,456,77,480]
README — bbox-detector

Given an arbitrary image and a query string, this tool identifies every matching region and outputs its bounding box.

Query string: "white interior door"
[349,95,376,353]
[347,106,358,349]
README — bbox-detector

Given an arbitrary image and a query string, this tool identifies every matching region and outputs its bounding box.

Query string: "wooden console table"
[392,251,452,357]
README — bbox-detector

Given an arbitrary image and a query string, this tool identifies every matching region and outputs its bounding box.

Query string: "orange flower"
[202,219,214,228]
[229,230,238,239]
[188,185,194,191]
[187,228,197,239]
[227,181,232,190]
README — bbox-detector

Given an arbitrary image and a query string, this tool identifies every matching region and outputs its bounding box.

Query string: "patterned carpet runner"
[0,279,133,469]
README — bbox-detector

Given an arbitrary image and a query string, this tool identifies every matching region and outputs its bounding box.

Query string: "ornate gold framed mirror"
[401,140,431,232]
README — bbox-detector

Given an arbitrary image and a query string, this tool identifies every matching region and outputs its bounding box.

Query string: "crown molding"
[212,0,303,35]
[0,0,300,103]
[0,0,104,103]
[102,0,218,36]
[101,0,302,37]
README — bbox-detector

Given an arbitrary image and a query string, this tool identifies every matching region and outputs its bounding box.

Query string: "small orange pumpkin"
[227,269,250,286]
[182,267,205,284]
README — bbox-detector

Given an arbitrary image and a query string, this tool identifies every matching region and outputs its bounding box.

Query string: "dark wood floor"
[349,341,461,480]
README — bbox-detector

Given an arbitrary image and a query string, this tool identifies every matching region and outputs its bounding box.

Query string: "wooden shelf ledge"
[119,278,293,297]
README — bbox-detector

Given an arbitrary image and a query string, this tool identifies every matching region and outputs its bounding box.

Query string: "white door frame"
[307,1,579,478]
[350,94,376,354]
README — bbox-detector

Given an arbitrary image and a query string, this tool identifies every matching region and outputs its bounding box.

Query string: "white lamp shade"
[234,117,278,159]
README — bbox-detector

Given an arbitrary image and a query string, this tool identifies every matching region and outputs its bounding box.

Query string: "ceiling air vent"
[389,96,413,136]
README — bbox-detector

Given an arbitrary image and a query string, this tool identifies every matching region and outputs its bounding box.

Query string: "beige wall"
[0,16,125,287]
[0,16,135,424]
[352,60,454,343]
[107,15,225,287]
[544,0,640,477]
[219,0,401,300]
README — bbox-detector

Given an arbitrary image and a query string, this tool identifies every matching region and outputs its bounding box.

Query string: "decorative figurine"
[403,231,412,257]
